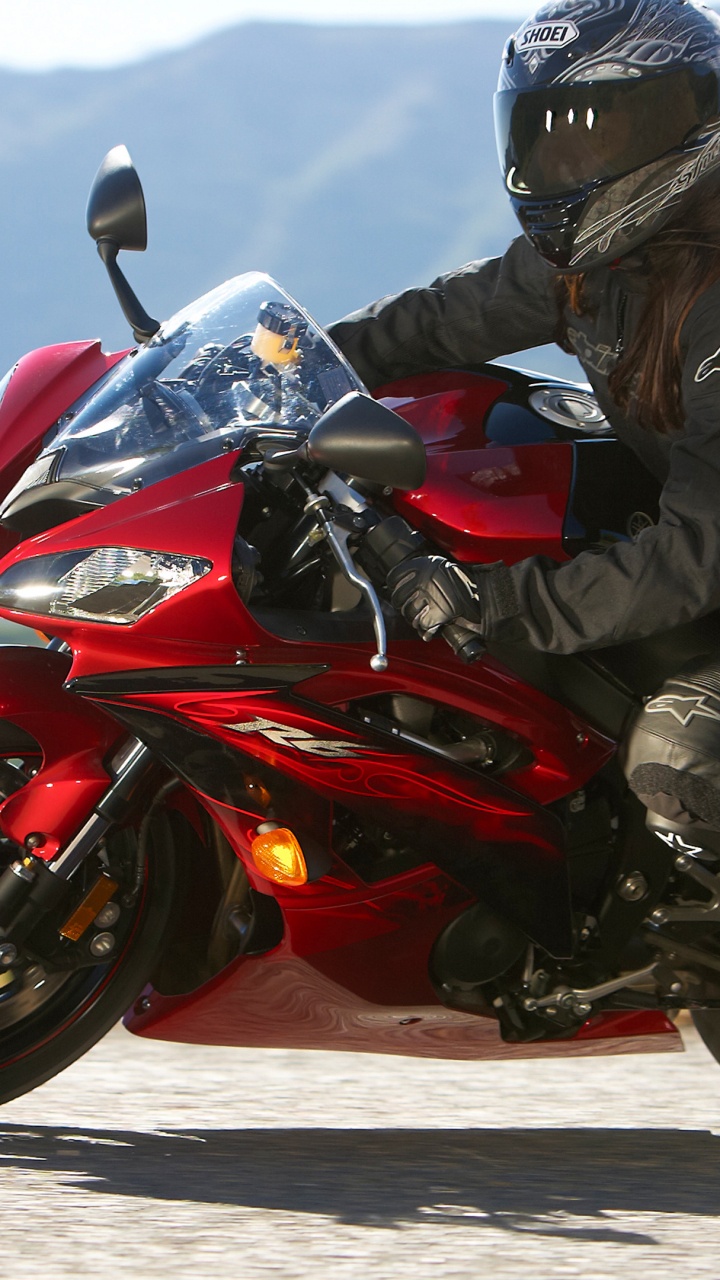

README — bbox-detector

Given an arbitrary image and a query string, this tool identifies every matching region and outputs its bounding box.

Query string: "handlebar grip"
[441,623,485,664]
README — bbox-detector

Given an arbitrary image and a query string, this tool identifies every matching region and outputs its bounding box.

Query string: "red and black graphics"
[69,663,595,956]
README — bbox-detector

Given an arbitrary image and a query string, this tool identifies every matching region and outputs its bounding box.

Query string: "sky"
[0,0,529,70]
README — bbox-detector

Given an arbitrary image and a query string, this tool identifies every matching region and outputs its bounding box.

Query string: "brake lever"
[304,493,389,673]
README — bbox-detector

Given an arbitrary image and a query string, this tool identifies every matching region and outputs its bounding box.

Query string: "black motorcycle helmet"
[494,0,720,271]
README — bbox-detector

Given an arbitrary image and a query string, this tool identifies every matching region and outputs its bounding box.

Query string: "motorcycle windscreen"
[0,274,364,514]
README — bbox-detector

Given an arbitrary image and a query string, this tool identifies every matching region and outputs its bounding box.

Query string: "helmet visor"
[494,68,719,199]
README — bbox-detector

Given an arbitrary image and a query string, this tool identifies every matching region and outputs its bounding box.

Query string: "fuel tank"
[377,364,662,566]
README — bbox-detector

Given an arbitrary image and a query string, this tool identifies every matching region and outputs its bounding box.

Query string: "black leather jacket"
[328,235,720,654]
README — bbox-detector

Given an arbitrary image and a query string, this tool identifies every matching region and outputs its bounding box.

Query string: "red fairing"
[300,657,614,805]
[0,342,126,559]
[0,453,254,678]
[106,682,670,1057]
[120,736,677,1056]
[83,681,574,949]
[125,947,679,1061]
[376,372,573,563]
[0,648,123,859]
[0,452,614,806]
[0,347,682,1067]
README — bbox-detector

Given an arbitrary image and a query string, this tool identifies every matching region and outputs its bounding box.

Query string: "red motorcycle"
[0,147,716,1105]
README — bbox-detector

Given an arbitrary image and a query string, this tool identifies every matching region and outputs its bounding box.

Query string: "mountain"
[0,21,580,384]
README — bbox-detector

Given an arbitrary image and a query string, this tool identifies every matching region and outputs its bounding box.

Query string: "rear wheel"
[0,817,174,1106]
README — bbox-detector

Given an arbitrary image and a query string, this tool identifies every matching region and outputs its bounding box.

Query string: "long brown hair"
[556,174,720,432]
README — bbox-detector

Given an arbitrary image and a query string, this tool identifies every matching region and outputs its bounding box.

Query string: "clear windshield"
[11,274,364,504]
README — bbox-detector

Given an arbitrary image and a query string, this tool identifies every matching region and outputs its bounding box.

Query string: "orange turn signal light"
[250,826,308,887]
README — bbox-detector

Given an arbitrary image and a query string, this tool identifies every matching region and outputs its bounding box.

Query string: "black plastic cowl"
[1,481,117,536]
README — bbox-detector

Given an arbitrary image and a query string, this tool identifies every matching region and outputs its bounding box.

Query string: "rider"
[328,0,720,661]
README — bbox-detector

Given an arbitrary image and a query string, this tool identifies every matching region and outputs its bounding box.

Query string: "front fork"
[0,736,156,966]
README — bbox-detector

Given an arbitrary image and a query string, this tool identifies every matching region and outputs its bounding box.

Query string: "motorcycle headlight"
[0,547,212,625]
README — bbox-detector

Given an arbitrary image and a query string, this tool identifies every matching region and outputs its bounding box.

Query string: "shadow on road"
[2,1124,719,1242]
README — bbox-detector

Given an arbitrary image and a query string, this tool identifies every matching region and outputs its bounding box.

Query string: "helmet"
[494,0,720,271]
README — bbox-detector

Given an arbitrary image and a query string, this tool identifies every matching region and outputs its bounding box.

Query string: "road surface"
[1,1021,719,1278]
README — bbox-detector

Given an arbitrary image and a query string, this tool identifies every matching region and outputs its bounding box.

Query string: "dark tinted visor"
[494,68,718,198]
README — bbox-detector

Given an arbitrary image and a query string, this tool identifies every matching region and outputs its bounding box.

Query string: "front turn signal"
[250,824,308,887]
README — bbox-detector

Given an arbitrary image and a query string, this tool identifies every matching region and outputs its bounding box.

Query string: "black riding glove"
[388,555,485,641]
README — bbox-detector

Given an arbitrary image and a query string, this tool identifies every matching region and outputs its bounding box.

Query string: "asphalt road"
[1,1021,720,1279]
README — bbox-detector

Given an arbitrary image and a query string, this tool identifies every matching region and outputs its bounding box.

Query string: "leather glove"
[387,555,484,641]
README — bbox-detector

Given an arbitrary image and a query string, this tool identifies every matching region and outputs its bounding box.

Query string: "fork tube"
[49,737,155,880]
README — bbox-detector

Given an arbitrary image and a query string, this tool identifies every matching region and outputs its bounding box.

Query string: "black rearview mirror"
[86,144,148,250]
[307,392,426,491]
[86,145,159,343]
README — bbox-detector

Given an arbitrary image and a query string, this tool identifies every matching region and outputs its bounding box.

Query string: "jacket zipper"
[615,293,627,358]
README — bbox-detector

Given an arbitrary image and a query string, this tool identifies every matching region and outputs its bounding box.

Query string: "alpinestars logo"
[645,694,720,727]
[518,20,579,51]
[695,346,720,383]
[224,717,365,759]
[654,831,703,857]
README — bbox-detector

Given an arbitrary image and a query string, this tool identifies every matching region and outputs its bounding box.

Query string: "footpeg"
[651,849,720,926]
[522,961,660,1018]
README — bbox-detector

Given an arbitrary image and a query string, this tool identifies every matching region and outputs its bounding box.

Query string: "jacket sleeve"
[473,284,720,654]
[327,236,561,390]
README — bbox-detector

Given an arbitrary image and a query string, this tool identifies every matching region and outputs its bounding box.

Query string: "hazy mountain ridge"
[0,22,577,381]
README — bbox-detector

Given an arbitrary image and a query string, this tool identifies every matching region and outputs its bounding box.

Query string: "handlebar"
[440,622,485,664]
[355,514,485,665]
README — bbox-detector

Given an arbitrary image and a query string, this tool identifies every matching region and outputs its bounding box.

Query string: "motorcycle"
[0,146,718,1106]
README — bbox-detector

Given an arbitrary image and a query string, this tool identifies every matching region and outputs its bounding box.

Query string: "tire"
[0,816,175,1106]
[692,1010,720,1064]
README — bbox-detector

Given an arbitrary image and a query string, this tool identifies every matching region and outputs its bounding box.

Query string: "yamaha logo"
[519,20,580,51]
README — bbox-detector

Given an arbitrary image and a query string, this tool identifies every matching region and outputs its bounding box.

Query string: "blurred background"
[0,0,590,383]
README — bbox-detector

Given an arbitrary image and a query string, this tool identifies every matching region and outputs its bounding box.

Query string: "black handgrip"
[442,622,485,664]
[356,516,485,662]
